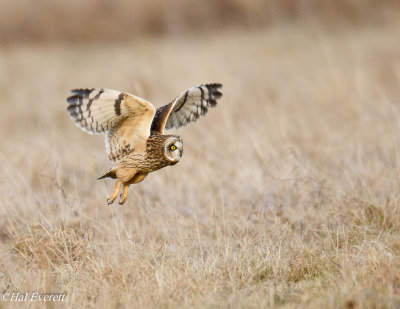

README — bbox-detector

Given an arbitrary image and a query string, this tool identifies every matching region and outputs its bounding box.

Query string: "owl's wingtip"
[204,82,223,88]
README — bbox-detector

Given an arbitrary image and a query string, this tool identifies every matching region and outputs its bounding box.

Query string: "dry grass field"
[1,3,400,308]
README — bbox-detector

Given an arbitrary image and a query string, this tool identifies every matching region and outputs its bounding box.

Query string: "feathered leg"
[118,173,148,204]
[107,180,122,205]
[119,183,130,205]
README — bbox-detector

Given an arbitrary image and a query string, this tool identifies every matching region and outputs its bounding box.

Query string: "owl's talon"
[107,197,116,205]
[118,196,127,205]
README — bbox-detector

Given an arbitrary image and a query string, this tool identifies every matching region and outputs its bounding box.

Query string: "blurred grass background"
[0,0,399,44]
[1,1,400,308]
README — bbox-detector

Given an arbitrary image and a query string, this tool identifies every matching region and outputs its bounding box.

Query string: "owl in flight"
[67,83,223,204]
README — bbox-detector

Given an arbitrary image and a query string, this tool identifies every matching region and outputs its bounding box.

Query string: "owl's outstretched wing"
[67,88,156,161]
[151,83,223,134]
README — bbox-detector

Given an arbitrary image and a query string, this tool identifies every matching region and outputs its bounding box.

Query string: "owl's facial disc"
[164,136,183,164]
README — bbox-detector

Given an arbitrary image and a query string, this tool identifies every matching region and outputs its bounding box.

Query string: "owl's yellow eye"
[170,145,176,150]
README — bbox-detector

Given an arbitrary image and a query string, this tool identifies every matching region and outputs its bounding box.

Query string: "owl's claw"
[118,193,126,205]
[118,195,127,205]
[107,197,116,205]
[118,192,128,205]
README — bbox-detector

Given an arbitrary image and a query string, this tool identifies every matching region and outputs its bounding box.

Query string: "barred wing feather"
[151,83,223,134]
[67,88,155,161]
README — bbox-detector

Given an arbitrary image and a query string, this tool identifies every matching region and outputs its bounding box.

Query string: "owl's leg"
[116,173,147,205]
[119,183,130,205]
[107,180,122,205]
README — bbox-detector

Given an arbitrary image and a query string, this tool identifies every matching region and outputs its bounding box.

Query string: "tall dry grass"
[0,19,400,308]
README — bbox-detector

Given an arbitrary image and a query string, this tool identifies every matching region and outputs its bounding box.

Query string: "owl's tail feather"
[97,167,117,180]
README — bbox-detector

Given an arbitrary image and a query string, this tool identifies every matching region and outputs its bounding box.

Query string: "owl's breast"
[145,151,174,173]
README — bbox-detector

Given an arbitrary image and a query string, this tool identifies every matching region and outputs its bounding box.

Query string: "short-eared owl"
[67,83,223,204]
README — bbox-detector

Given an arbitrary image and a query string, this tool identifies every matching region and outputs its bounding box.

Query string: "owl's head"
[163,135,183,164]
